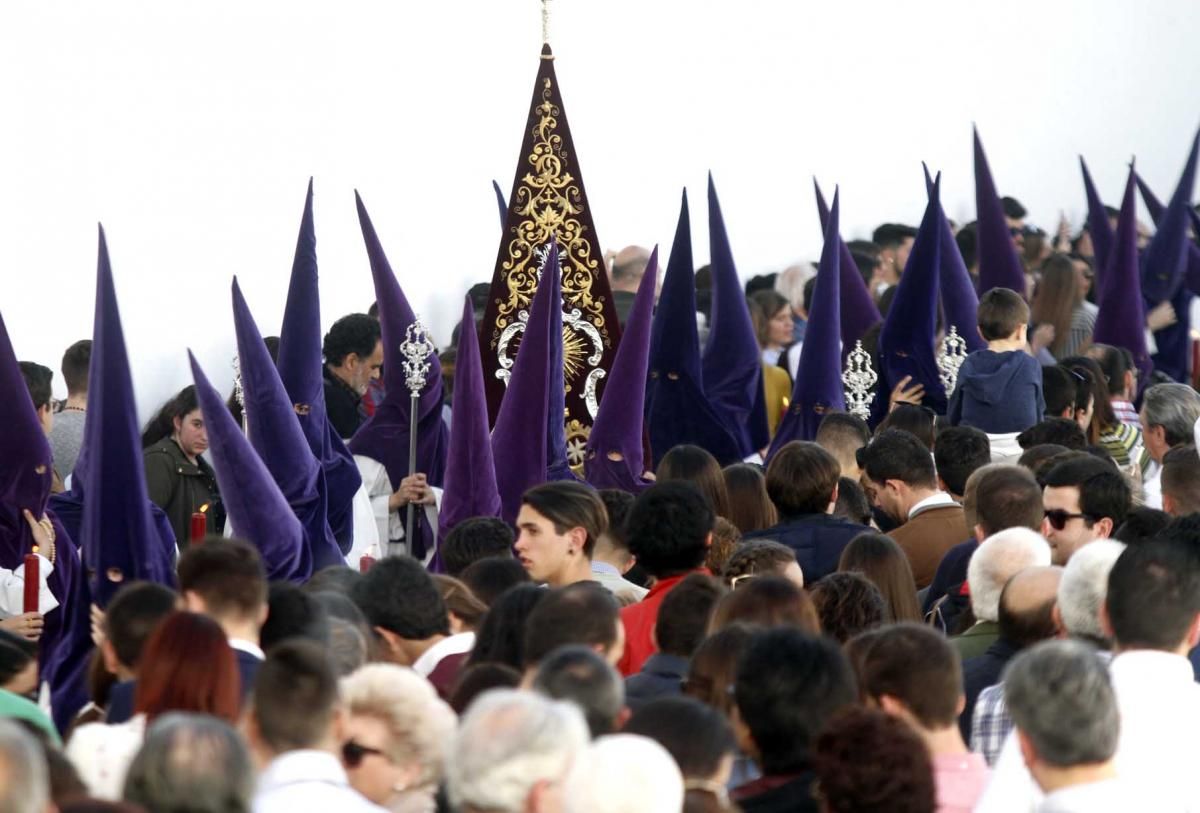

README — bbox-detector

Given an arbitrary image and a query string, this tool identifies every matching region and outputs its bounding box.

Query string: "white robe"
[353,455,441,566]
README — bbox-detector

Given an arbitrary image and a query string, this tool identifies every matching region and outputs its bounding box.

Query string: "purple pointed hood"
[924,166,986,353]
[1081,157,1115,297]
[0,319,54,567]
[275,179,361,552]
[233,279,344,570]
[585,247,659,492]
[349,192,449,489]
[769,190,845,454]
[188,351,308,582]
[439,296,503,537]
[1140,130,1199,304]
[702,174,767,457]
[79,226,176,604]
[645,191,743,467]
[491,241,559,524]
[814,180,883,349]
[974,127,1028,296]
[875,174,947,418]
[1139,132,1200,382]
[1093,169,1153,384]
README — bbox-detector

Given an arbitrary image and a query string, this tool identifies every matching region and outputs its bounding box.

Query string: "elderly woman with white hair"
[339,664,457,813]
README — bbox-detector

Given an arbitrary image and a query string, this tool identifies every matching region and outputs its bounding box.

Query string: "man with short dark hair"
[1016,417,1087,451]
[745,441,868,584]
[49,339,90,478]
[441,517,514,577]
[924,465,1045,629]
[815,413,871,481]
[178,538,268,699]
[516,482,607,588]
[854,623,989,811]
[1041,366,1078,420]
[1139,382,1200,509]
[732,629,858,812]
[624,574,724,710]
[531,645,627,738]
[1161,445,1200,517]
[859,429,969,588]
[934,427,991,500]
[978,540,1200,810]
[871,223,918,289]
[100,581,179,724]
[250,640,382,812]
[617,482,713,676]
[1040,456,1130,565]
[523,582,622,673]
[352,556,466,699]
[322,313,383,440]
[591,490,646,604]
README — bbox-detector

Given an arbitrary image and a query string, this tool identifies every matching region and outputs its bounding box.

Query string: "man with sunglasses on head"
[1040,456,1130,566]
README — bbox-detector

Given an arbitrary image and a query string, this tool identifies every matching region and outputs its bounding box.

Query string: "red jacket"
[617,569,708,676]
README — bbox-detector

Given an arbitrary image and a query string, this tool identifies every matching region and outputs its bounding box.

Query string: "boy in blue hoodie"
[948,288,1045,444]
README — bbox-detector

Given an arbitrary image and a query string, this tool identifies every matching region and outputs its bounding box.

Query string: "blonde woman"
[340,664,457,813]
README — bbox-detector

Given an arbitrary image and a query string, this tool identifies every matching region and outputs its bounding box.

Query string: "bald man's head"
[999,566,1063,648]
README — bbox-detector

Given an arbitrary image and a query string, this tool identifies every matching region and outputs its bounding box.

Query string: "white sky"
[2,0,1198,418]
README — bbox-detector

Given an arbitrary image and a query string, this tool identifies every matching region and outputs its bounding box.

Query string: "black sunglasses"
[342,740,387,768]
[1044,508,1092,531]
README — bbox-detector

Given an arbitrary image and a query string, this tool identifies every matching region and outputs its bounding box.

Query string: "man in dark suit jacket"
[178,539,269,703]
[744,442,869,584]
[859,429,969,589]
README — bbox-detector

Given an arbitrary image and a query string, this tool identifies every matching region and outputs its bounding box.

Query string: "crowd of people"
[3,79,1200,811]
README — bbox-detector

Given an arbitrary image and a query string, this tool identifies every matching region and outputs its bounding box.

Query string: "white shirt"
[66,713,146,800]
[975,650,1200,812]
[229,637,265,661]
[343,483,382,571]
[1037,779,1142,813]
[1142,464,1163,510]
[254,750,386,813]
[0,553,56,618]
[411,632,475,678]
[909,491,957,519]
[353,455,441,564]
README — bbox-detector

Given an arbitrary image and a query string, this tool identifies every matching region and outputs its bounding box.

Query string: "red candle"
[23,548,39,614]
[190,511,207,543]
[359,553,376,573]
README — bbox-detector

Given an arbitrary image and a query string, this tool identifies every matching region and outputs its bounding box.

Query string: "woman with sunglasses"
[340,664,456,813]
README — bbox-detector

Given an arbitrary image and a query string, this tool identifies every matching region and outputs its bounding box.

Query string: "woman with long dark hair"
[141,386,222,545]
[657,445,731,520]
[1030,253,1095,360]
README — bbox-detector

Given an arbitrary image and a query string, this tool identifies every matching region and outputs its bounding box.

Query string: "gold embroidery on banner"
[565,419,591,473]
[491,76,610,359]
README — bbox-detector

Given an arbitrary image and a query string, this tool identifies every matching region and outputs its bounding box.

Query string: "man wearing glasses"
[1040,456,1131,565]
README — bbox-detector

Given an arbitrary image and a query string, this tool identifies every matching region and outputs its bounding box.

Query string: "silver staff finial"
[842,340,877,422]
[938,326,968,395]
[231,354,244,410]
[400,318,436,396]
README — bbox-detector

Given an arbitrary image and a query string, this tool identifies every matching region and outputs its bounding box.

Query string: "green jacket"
[143,437,221,546]
[951,620,1001,661]
[0,689,60,745]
